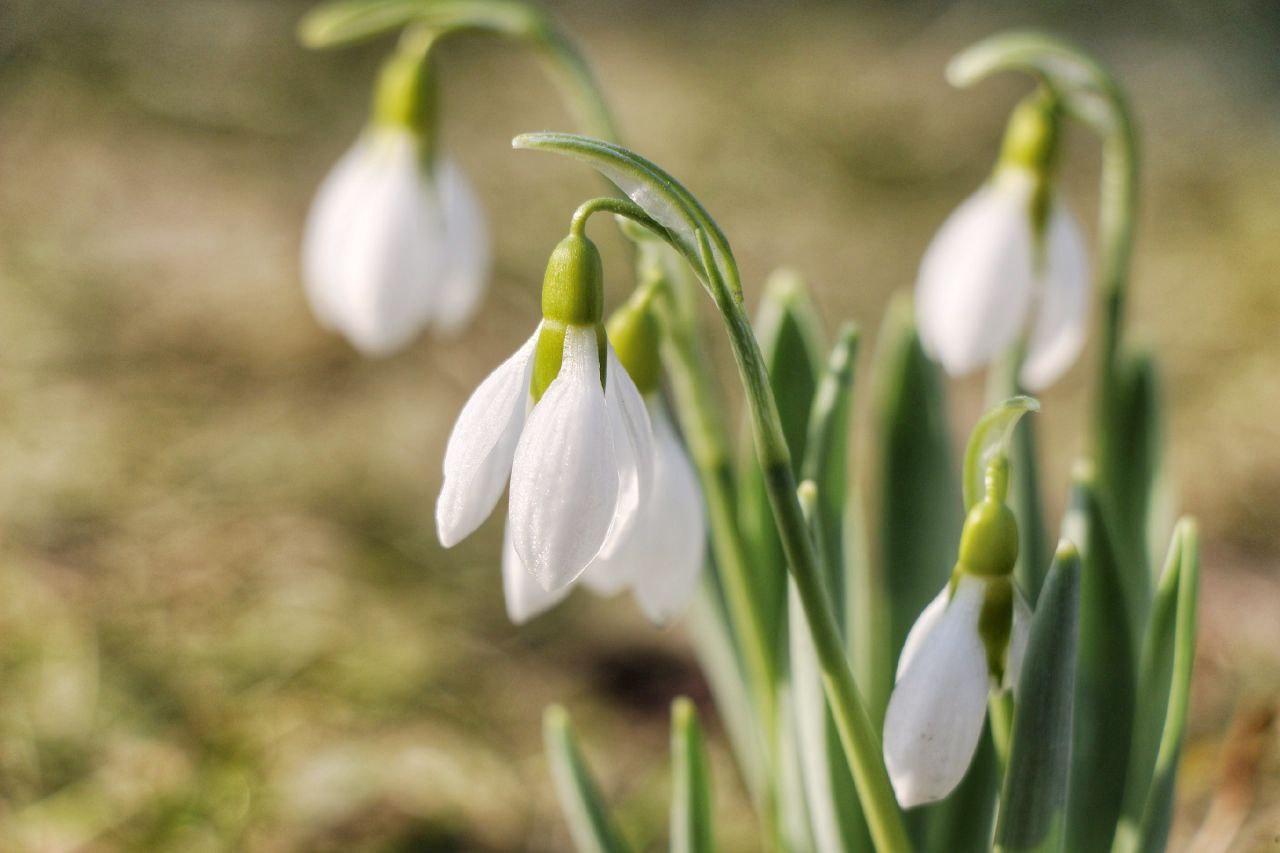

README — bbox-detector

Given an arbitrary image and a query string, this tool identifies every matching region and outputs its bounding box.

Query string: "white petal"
[302,137,381,331]
[431,159,492,333]
[307,130,449,356]
[595,343,655,556]
[1020,200,1090,390]
[435,328,538,547]
[589,397,704,620]
[502,522,569,624]
[915,169,1036,377]
[883,575,991,808]
[509,325,620,590]
[1004,587,1033,694]
[895,585,950,682]
[630,398,705,624]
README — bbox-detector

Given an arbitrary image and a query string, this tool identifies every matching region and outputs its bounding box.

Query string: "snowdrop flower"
[915,93,1088,390]
[302,41,490,355]
[883,457,1032,807]
[436,232,653,597]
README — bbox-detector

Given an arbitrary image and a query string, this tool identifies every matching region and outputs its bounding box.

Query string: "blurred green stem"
[301,0,618,140]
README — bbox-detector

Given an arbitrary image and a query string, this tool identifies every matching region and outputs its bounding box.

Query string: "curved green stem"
[570,197,665,240]
[301,0,619,140]
[692,233,911,853]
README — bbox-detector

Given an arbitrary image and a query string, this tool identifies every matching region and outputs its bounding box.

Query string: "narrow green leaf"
[1113,519,1199,853]
[670,699,714,853]
[1102,351,1162,591]
[300,0,540,49]
[543,706,632,853]
[1062,467,1136,853]
[737,271,826,665]
[686,577,767,815]
[802,323,860,621]
[995,541,1082,853]
[514,133,741,298]
[870,294,961,672]
[790,481,872,853]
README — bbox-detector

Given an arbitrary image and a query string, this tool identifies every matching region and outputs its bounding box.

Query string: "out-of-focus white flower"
[435,233,653,596]
[915,168,1087,390]
[915,93,1089,391]
[302,128,490,355]
[883,574,1031,807]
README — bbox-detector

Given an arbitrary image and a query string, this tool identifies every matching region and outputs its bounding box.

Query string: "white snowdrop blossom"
[883,574,1031,808]
[883,453,1032,807]
[916,92,1089,391]
[302,128,490,355]
[915,166,1088,391]
[436,232,654,603]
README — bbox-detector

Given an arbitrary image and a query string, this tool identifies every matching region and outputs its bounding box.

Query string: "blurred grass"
[0,0,1278,849]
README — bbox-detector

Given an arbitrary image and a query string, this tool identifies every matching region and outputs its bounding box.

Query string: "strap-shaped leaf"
[1114,519,1199,853]
[670,698,714,853]
[301,0,540,49]
[995,541,1082,853]
[802,323,859,617]
[686,580,768,816]
[791,481,873,853]
[1061,468,1136,853]
[737,272,827,662]
[962,395,1039,513]
[513,133,741,299]
[870,294,961,666]
[544,706,632,853]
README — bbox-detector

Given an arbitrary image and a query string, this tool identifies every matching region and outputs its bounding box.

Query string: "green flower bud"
[606,289,662,395]
[532,234,606,401]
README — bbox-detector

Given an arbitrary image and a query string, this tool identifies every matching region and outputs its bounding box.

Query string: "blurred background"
[1,0,1278,849]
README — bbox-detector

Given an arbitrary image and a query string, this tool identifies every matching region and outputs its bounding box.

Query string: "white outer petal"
[302,130,448,356]
[502,522,569,624]
[302,138,378,332]
[435,327,538,547]
[630,398,705,624]
[1004,587,1033,694]
[915,168,1036,377]
[883,575,991,808]
[431,159,491,333]
[595,343,655,556]
[509,325,620,591]
[895,585,949,682]
[1020,200,1090,390]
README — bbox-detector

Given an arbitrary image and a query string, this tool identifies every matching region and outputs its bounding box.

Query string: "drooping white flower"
[302,128,490,355]
[435,319,653,593]
[883,575,1031,808]
[915,165,1088,391]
